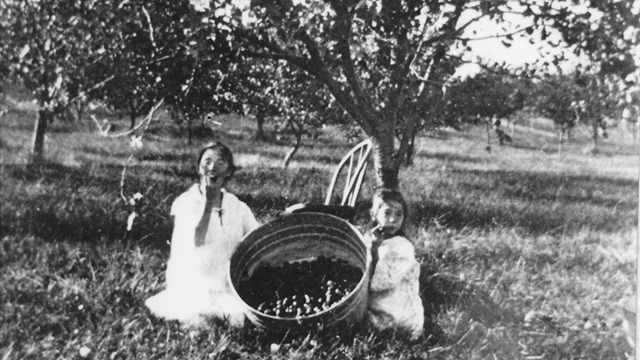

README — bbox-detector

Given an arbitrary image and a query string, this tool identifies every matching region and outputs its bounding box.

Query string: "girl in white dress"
[365,189,424,340]
[145,142,259,327]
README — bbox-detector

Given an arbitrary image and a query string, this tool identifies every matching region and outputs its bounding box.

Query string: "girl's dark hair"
[196,141,237,182]
[369,188,409,234]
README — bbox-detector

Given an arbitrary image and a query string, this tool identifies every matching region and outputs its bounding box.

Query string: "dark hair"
[196,141,237,182]
[369,188,409,234]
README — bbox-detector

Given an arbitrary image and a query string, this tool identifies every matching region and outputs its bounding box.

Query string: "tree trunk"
[74,101,86,123]
[404,130,416,166]
[127,97,138,130]
[591,119,599,149]
[255,112,266,140]
[485,121,492,152]
[558,128,564,153]
[129,113,137,130]
[282,131,302,168]
[370,127,399,190]
[31,109,52,163]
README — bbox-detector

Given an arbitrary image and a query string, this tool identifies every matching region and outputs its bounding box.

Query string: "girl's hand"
[372,225,395,239]
[202,175,220,202]
[372,225,384,238]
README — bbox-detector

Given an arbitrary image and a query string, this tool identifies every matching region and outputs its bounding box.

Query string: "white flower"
[18,45,30,59]
[79,346,91,358]
[130,135,143,149]
[190,0,210,12]
[128,192,143,207]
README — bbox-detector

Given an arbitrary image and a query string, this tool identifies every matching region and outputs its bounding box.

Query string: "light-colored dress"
[367,233,424,340]
[145,185,259,327]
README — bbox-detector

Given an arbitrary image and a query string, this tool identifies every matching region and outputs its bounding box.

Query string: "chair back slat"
[325,139,373,207]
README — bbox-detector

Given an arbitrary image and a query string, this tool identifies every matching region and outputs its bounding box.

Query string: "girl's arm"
[370,238,417,291]
[194,197,215,246]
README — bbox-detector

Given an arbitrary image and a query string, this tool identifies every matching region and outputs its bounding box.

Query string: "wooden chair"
[285,139,373,222]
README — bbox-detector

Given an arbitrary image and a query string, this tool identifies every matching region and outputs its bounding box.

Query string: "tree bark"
[486,121,492,151]
[405,129,417,166]
[128,97,138,130]
[31,109,52,163]
[591,119,599,150]
[129,113,137,130]
[255,112,266,140]
[282,131,302,168]
[370,125,399,190]
[558,128,564,154]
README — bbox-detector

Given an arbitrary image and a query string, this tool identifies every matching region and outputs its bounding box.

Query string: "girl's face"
[374,200,404,236]
[198,149,229,187]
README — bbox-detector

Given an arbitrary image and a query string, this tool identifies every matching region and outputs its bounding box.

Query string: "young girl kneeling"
[366,189,424,340]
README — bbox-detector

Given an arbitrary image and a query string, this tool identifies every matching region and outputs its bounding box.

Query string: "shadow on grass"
[1,163,332,247]
[76,142,193,165]
[4,158,637,246]
[139,151,193,164]
[416,151,484,164]
[232,145,345,166]
[411,168,638,235]
[419,265,519,326]
[506,138,639,157]
[1,163,175,246]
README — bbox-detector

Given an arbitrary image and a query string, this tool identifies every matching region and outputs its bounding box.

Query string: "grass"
[0,93,637,359]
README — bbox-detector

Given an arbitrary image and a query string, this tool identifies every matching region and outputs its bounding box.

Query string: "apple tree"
[0,0,124,162]
[191,0,635,189]
[552,0,639,151]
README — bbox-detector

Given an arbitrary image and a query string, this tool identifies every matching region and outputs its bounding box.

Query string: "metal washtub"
[229,212,371,333]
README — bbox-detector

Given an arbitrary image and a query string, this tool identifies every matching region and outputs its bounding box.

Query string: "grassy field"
[1,94,638,359]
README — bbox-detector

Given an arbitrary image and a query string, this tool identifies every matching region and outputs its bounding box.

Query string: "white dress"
[367,234,424,340]
[145,185,259,327]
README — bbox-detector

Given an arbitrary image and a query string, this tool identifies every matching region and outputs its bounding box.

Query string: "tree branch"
[455,24,536,42]
[453,13,485,35]
[419,1,468,49]
[394,44,446,169]
[66,74,115,106]
[387,13,418,125]
[335,7,370,108]
[108,98,164,138]
[140,6,157,55]
[223,7,375,133]
[407,13,432,78]
[119,98,164,204]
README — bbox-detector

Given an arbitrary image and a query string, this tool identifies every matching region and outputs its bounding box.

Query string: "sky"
[469,38,544,68]
[458,2,639,80]
[452,32,582,80]
[455,9,584,75]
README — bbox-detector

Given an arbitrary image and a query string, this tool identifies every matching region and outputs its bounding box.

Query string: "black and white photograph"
[1,0,638,359]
